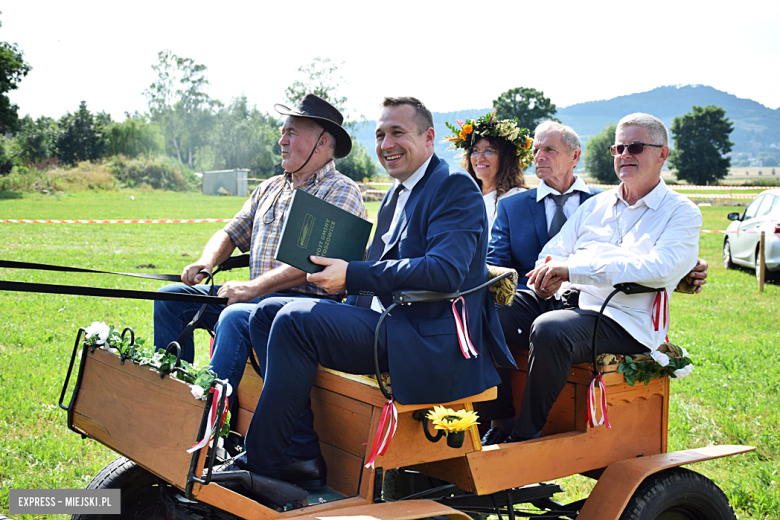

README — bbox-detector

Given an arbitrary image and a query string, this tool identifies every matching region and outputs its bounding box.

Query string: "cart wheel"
[723,238,736,270]
[619,467,736,520]
[71,456,167,520]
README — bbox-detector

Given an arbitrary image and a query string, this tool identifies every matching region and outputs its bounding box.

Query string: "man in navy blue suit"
[488,121,600,348]
[478,121,595,444]
[481,121,708,445]
[215,97,514,494]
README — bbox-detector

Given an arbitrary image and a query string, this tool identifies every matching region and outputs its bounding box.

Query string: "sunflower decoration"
[443,110,534,169]
[425,405,480,435]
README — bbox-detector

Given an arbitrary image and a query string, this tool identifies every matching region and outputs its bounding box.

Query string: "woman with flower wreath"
[444,112,534,236]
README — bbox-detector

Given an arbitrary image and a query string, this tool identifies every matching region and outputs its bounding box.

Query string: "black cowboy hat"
[275,94,352,159]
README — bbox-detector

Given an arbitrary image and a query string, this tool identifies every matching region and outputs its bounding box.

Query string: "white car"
[724,188,780,280]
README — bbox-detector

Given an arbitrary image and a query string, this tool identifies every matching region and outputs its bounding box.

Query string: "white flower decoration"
[84,321,110,344]
[681,347,689,357]
[190,385,205,400]
[674,365,694,378]
[650,351,670,367]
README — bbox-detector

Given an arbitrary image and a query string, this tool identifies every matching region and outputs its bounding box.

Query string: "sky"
[3,0,780,123]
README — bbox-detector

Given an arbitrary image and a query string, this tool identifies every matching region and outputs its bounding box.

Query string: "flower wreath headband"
[443,110,534,170]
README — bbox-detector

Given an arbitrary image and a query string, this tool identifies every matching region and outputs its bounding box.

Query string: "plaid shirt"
[223,160,366,297]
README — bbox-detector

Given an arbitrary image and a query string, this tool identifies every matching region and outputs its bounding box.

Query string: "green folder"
[275,189,373,273]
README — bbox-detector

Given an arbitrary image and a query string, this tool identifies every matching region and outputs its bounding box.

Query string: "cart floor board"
[303,486,347,507]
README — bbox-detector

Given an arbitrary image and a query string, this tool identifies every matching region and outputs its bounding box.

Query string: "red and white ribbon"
[452,296,478,359]
[364,398,398,468]
[587,374,611,429]
[187,385,228,454]
[652,289,670,343]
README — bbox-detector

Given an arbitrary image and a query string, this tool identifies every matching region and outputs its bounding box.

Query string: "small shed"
[201,168,250,197]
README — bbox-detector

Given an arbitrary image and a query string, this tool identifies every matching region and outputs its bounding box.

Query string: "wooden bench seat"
[235,362,496,497]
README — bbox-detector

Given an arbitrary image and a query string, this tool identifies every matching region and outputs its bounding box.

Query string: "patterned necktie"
[548,192,576,239]
[355,184,405,308]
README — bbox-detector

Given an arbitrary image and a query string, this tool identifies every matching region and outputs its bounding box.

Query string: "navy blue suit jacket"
[345,155,515,405]
[487,187,602,277]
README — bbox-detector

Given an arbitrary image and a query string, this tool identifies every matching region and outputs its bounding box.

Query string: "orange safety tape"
[0,218,232,224]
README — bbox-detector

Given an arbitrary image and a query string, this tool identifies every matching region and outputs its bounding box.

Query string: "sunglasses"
[608,142,663,156]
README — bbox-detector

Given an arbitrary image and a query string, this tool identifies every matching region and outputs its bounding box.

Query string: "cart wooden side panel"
[70,347,208,490]
[414,361,670,494]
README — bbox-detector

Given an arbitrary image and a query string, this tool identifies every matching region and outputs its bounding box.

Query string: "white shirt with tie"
[370,155,433,312]
[536,174,591,230]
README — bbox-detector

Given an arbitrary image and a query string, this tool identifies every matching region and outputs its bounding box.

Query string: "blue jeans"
[154,285,328,460]
[153,284,261,384]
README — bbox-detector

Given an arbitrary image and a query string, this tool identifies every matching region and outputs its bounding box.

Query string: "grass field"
[0,190,778,519]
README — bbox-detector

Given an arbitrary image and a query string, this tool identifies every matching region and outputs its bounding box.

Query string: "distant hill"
[557,85,780,152]
[353,85,780,170]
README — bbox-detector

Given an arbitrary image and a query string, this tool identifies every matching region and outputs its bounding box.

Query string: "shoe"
[502,431,542,444]
[481,427,510,446]
[279,455,327,489]
[209,461,309,507]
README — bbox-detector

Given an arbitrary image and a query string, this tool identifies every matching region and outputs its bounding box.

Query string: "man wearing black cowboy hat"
[153,94,365,436]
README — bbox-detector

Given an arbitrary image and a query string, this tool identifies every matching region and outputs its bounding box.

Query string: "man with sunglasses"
[483,113,703,445]
[152,93,365,376]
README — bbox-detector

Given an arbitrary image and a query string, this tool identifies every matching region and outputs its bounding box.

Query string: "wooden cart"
[62,329,752,520]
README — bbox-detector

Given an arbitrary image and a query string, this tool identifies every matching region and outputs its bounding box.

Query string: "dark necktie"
[548,192,576,239]
[355,184,405,308]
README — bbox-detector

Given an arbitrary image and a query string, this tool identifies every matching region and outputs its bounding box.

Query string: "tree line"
[0,17,734,188]
[0,49,380,186]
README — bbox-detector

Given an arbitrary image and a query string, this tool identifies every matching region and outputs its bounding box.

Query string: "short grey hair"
[533,120,581,153]
[617,113,669,146]
[322,130,337,159]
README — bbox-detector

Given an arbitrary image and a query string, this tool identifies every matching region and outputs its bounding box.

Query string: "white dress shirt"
[380,155,432,257]
[483,187,526,239]
[536,178,702,350]
[371,155,433,312]
[536,175,591,230]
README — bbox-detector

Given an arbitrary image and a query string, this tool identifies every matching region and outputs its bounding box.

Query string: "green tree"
[285,57,378,179]
[492,87,558,131]
[757,154,778,167]
[335,138,379,182]
[285,58,347,113]
[584,122,618,184]
[56,101,107,164]
[145,50,216,168]
[0,14,32,134]
[105,116,165,158]
[204,95,281,177]
[669,105,733,185]
[0,136,13,174]
[12,115,59,163]
[285,57,365,132]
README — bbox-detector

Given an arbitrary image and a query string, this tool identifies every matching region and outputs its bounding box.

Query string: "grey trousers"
[487,289,649,439]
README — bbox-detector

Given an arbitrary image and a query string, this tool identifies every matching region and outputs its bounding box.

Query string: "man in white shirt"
[499,113,702,443]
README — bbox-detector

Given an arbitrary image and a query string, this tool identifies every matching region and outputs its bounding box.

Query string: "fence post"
[759,231,766,292]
